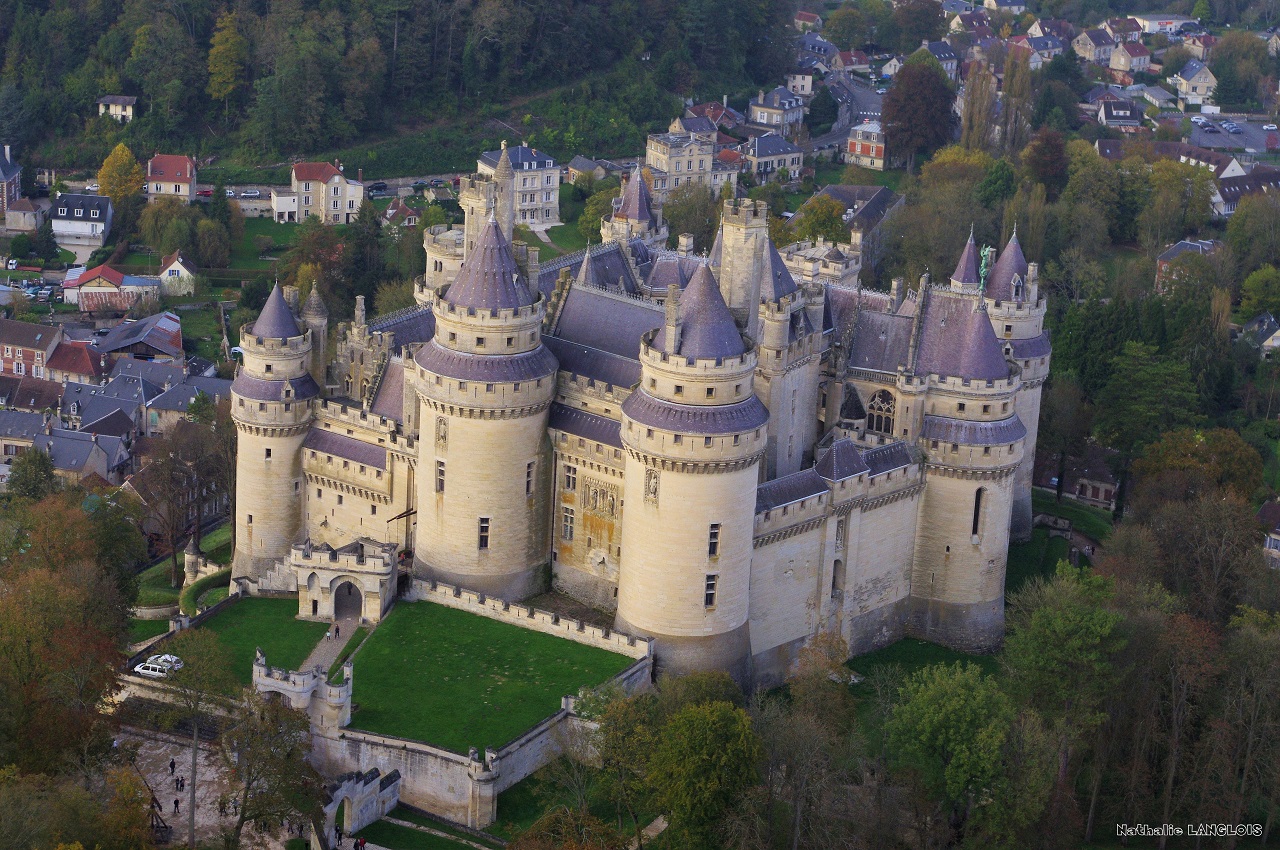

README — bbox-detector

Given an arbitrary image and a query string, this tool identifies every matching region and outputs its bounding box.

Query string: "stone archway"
[333,580,362,620]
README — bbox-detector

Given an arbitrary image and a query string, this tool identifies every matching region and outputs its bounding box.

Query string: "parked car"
[226,188,236,197]
[411,180,430,190]
[240,188,261,198]
[1203,125,1220,133]
[875,87,887,94]
[429,178,446,187]
[367,181,388,192]
[85,182,99,192]
[6,259,16,270]
[367,190,392,200]
[133,661,170,678]
[1228,125,1243,134]
[1265,124,1278,131]
[196,189,213,197]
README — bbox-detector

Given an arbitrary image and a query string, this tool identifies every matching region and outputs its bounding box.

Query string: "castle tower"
[231,284,318,581]
[907,249,1026,652]
[714,199,769,340]
[615,266,770,682]
[600,166,668,249]
[493,141,516,245]
[301,284,329,389]
[753,239,823,477]
[411,213,557,600]
[985,229,1048,543]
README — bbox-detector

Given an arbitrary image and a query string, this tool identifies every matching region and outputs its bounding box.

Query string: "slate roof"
[369,359,405,421]
[568,155,600,173]
[548,403,623,449]
[0,409,44,439]
[543,336,641,390]
[0,317,58,350]
[986,232,1029,302]
[60,381,140,425]
[756,469,827,513]
[923,41,957,62]
[760,240,799,301]
[50,194,111,221]
[111,358,189,384]
[97,95,137,106]
[1256,499,1280,533]
[230,371,320,402]
[815,438,871,481]
[951,232,981,286]
[811,185,900,232]
[303,429,388,470]
[914,289,1010,382]
[443,215,535,310]
[1100,100,1141,125]
[0,147,18,182]
[1244,312,1280,347]
[413,342,557,384]
[301,286,328,319]
[549,281,662,360]
[79,407,137,438]
[1009,332,1052,359]
[369,306,436,351]
[1158,239,1218,264]
[622,391,770,435]
[1081,29,1114,47]
[743,133,803,158]
[652,265,744,362]
[863,442,913,476]
[922,414,1027,445]
[1218,171,1280,207]
[149,376,232,412]
[251,284,303,339]
[1175,58,1211,80]
[34,429,129,474]
[614,167,653,222]
[97,311,183,358]
[846,310,913,373]
[479,144,555,169]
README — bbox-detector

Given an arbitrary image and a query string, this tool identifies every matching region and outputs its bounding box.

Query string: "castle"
[230,143,1049,686]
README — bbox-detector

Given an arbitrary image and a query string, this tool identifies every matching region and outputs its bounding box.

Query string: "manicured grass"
[1032,488,1114,542]
[847,637,999,679]
[198,586,229,608]
[385,808,503,848]
[200,524,232,565]
[198,597,328,685]
[559,183,585,224]
[354,819,477,849]
[328,626,369,683]
[1006,528,1073,595]
[179,568,231,616]
[491,765,657,842]
[128,618,172,644]
[230,217,299,269]
[545,224,588,256]
[349,601,634,753]
[178,305,223,361]
[135,561,182,607]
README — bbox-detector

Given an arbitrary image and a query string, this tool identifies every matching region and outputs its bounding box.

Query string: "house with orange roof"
[158,250,197,296]
[794,10,822,31]
[146,154,198,203]
[46,339,111,384]
[272,160,365,224]
[62,264,160,310]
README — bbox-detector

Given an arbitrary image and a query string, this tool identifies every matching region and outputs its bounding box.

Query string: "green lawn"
[559,183,585,224]
[328,626,369,683]
[349,601,634,753]
[1006,528,1073,595]
[1032,488,1114,542]
[200,524,232,565]
[231,218,299,269]
[135,561,182,607]
[178,305,223,361]
[128,618,172,644]
[545,224,588,256]
[490,764,658,842]
[381,808,503,848]
[354,819,477,850]
[198,597,328,685]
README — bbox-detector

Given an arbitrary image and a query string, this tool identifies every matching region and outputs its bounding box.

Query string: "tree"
[97,143,146,237]
[7,449,57,501]
[1001,50,1033,155]
[793,194,850,245]
[510,809,628,850]
[1023,128,1069,201]
[220,690,323,847]
[1038,375,1093,501]
[579,186,620,243]
[1132,427,1262,502]
[662,183,719,252]
[1241,265,1280,317]
[31,220,60,262]
[806,87,839,134]
[881,60,953,171]
[648,701,760,845]
[825,5,867,49]
[195,218,230,269]
[1193,0,1211,18]
[961,61,998,153]
[595,693,658,846]
[206,12,248,119]
[164,629,237,850]
[1226,194,1280,275]
[374,279,417,316]
[894,0,944,52]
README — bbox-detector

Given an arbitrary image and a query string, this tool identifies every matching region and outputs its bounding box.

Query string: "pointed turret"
[575,249,597,289]
[708,225,724,267]
[493,140,516,243]
[301,285,328,320]
[986,229,1030,303]
[759,239,799,302]
[950,228,981,291]
[443,213,535,311]
[615,166,653,222]
[252,284,302,339]
[653,264,744,361]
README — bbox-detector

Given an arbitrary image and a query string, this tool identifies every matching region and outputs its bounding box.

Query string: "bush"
[179,568,232,616]
[9,233,31,258]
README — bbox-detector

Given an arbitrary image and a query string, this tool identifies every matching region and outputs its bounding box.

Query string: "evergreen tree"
[7,450,57,501]
[30,220,59,262]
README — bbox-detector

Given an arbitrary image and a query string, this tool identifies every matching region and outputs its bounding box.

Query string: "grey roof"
[744,134,802,159]
[652,265,744,363]
[568,155,600,172]
[797,32,837,56]
[550,281,662,360]
[1176,58,1209,79]
[97,311,184,358]
[1217,171,1280,206]
[811,185,899,232]
[915,289,1010,382]
[815,438,870,481]
[543,336,641,389]
[1245,312,1280,347]
[615,167,653,222]
[111,358,188,384]
[760,240,799,301]
[303,429,388,470]
[1082,28,1114,46]
[548,403,623,448]
[369,359,405,421]
[1157,239,1217,264]
[863,442,912,476]
[61,381,141,424]
[369,306,436,350]
[443,215,535,311]
[622,390,769,435]
[922,414,1027,445]
[34,429,129,473]
[97,95,137,106]
[0,317,58,350]
[230,371,320,402]
[479,144,555,169]
[251,285,303,339]
[756,469,827,513]
[0,409,43,439]
[50,194,111,221]
[642,253,707,294]
[78,407,136,438]
[0,147,18,181]
[1009,332,1052,359]
[839,384,866,420]
[986,232,1029,302]
[924,41,957,62]
[149,376,233,412]
[951,232,981,286]
[847,310,913,373]
[301,286,328,319]
[413,341,557,383]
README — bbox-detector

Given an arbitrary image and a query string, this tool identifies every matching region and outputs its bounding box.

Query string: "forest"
[0,0,794,176]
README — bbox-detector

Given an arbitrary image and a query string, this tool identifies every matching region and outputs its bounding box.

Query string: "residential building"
[567,156,608,184]
[797,32,838,67]
[1215,170,1280,217]
[1095,139,1245,180]
[0,317,61,379]
[1155,239,1220,289]
[1103,17,1143,42]
[1074,29,1115,63]
[921,40,960,81]
[0,410,133,490]
[158,251,198,296]
[1245,313,1280,358]
[881,55,906,77]
[94,311,184,362]
[787,68,815,97]
[1269,30,1280,57]
[96,95,136,122]
[685,100,746,130]
[5,199,43,232]
[748,87,806,137]
[740,133,804,181]
[1131,13,1197,33]
[146,154,198,204]
[846,121,886,171]
[835,49,871,72]
[1111,41,1152,73]
[1186,33,1217,60]
[1029,18,1075,40]
[478,143,560,227]
[45,340,110,384]
[1099,99,1144,131]
[62,264,159,310]
[1256,500,1280,565]
[272,161,365,225]
[984,0,1026,13]
[1171,59,1216,107]
[1033,444,1119,512]
[0,144,20,220]
[382,197,422,233]
[951,10,991,33]
[795,10,822,31]
[49,194,113,250]
[645,123,738,199]
[803,184,903,269]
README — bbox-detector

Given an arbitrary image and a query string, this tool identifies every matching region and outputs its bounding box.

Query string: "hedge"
[180,568,232,616]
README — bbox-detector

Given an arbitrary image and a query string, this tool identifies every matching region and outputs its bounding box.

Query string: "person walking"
[335,624,340,640]
[169,757,176,775]
[174,798,181,814]
[326,627,332,641]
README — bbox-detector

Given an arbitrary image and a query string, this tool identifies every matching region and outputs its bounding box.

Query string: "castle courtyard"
[198,597,331,685]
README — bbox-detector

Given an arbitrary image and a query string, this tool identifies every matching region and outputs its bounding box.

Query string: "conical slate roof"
[707,226,724,267]
[494,141,514,179]
[951,230,981,287]
[444,214,535,310]
[301,285,328,319]
[252,284,302,339]
[986,231,1029,302]
[615,166,652,222]
[653,264,744,361]
[760,239,799,301]
[576,250,597,289]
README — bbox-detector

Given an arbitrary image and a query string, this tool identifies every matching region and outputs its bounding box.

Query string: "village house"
[478,142,561,227]
[1244,313,1280,359]
[787,68,815,97]
[921,40,960,81]
[794,10,822,31]
[748,87,806,137]
[1214,170,1280,217]
[45,339,110,384]
[1029,18,1075,40]
[984,0,1026,14]
[740,133,804,181]
[1186,34,1217,61]
[645,121,739,199]
[62,264,160,310]
[158,251,197,296]
[1034,444,1119,513]
[1102,17,1143,42]
[0,317,61,379]
[1074,29,1115,64]
[846,121,886,171]
[146,154,198,204]
[0,410,134,491]
[834,50,871,72]
[1256,500,1280,565]
[49,193,113,250]
[1111,41,1152,74]
[796,32,839,68]
[685,100,746,130]
[271,161,365,225]
[96,95,136,122]
[1171,59,1217,108]
[0,145,20,221]
[1099,99,1144,132]
[5,199,42,233]
[1155,239,1220,290]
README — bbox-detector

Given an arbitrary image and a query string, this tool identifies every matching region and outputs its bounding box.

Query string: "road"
[811,70,884,151]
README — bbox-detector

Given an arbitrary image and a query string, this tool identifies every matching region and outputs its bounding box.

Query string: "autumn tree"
[1022,128,1069,201]
[594,694,658,846]
[793,194,850,245]
[7,448,57,501]
[579,185,621,243]
[98,143,146,240]
[961,61,998,153]
[882,56,953,171]
[1001,50,1033,155]
[662,183,719,252]
[206,12,248,120]
[1226,193,1280,275]
[825,5,868,49]
[196,219,231,269]
[1131,427,1262,504]
[1241,265,1280,317]
[1037,375,1093,501]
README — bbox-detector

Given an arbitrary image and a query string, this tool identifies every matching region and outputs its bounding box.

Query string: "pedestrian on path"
[174,798,180,814]
[169,757,176,775]
[326,627,332,641]
[335,624,340,640]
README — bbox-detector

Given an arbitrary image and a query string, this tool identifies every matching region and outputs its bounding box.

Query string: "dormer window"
[91,210,99,218]
[74,209,82,217]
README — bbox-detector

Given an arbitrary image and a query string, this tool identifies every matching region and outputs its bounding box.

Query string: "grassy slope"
[135,561,181,607]
[198,597,328,685]
[200,524,233,565]
[1032,488,1114,541]
[354,820,476,849]
[128,618,172,644]
[1006,528,1073,595]
[349,601,632,753]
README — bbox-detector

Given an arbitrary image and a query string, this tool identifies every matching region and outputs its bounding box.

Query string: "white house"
[158,251,197,296]
[49,194,113,250]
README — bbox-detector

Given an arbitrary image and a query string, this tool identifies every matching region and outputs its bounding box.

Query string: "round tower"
[984,229,1049,543]
[411,213,557,600]
[231,284,318,581]
[300,284,329,389]
[615,267,770,683]
[601,165,668,248]
[493,141,516,245]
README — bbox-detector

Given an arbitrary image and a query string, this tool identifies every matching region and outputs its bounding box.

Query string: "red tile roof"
[147,154,197,184]
[80,291,137,313]
[796,11,820,22]
[46,340,109,379]
[293,161,344,183]
[66,264,125,290]
[159,250,195,272]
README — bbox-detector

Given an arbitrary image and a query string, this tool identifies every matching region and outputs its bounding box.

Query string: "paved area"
[300,611,361,673]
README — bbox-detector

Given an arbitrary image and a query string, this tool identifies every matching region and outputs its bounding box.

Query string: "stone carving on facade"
[644,469,659,505]
[584,478,619,517]
[435,416,448,448]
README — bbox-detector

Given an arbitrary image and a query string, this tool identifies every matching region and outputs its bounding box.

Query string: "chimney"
[355,295,366,327]
[677,233,695,256]
[357,168,363,184]
[664,284,681,352]
[723,94,728,107]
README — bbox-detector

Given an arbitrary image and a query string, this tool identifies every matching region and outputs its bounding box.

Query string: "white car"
[133,653,183,678]
[226,188,236,197]
[240,188,261,198]
[1266,124,1278,131]
[6,258,16,270]
[85,182,99,192]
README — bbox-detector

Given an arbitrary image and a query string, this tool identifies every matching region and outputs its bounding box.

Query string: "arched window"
[972,487,985,538]
[867,390,895,435]
[1012,274,1024,301]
